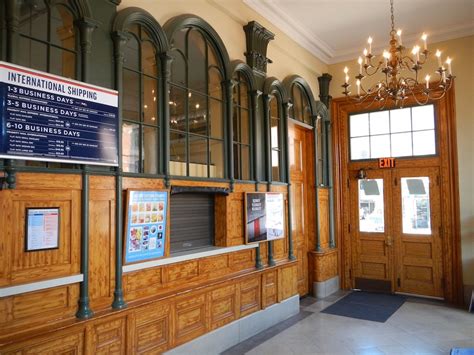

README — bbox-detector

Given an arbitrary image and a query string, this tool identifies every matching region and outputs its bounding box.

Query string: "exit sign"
[379,157,395,168]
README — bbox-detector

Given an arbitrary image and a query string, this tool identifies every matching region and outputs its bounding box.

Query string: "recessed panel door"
[350,170,394,292]
[392,168,443,297]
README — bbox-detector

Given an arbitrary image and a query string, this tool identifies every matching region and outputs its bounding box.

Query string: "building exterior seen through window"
[349,104,436,160]
[270,97,282,181]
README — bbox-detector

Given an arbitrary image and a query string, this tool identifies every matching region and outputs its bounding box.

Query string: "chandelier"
[342,0,454,107]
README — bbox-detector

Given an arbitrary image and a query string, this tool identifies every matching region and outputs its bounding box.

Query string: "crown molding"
[243,0,474,66]
[243,0,334,64]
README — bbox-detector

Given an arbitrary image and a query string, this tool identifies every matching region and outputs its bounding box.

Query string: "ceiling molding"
[244,0,474,66]
[243,0,334,64]
[330,21,474,64]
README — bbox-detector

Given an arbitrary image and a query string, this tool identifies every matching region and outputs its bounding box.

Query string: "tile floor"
[223,291,474,355]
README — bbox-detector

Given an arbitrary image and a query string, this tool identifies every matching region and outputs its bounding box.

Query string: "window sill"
[122,244,258,273]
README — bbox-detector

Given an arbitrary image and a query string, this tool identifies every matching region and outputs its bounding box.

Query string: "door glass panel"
[358,179,384,233]
[401,177,431,235]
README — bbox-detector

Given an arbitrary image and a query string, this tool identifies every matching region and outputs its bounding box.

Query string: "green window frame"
[169,27,225,179]
[232,71,252,181]
[121,24,160,174]
[290,82,311,126]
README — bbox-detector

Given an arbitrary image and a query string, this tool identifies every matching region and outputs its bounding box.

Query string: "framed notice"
[25,208,60,251]
[124,190,169,264]
[245,192,285,244]
[0,61,118,166]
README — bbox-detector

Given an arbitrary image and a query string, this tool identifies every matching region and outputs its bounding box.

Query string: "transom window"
[350,104,436,160]
[18,0,77,79]
[290,83,311,125]
[169,28,225,178]
[122,24,160,174]
[232,72,251,180]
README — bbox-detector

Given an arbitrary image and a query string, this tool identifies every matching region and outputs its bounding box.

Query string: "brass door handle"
[385,236,393,246]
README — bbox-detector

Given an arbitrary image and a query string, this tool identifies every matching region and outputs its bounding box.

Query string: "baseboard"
[313,275,340,298]
[164,294,300,355]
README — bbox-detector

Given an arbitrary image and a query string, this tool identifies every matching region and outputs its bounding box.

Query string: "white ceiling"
[244,0,474,64]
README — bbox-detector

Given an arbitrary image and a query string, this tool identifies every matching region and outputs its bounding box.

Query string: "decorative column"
[110,31,129,310]
[3,0,20,189]
[160,53,173,188]
[283,101,296,260]
[224,79,235,192]
[310,74,338,299]
[243,21,274,268]
[75,18,98,320]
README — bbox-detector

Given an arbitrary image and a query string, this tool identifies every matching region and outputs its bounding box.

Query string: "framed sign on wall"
[245,192,285,244]
[123,190,169,264]
[25,207,60,252]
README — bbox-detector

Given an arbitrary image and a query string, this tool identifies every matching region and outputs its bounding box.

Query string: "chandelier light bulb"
[412,45,420,62]
[345,75,350,84]
[368,37,373,54]
[421,33,428,50]
[436,50,442,67]
[425,75,431,89]
[396,29,402,45]
[446,57,452,75]
[358,57,363,73]
[356,79,361,96]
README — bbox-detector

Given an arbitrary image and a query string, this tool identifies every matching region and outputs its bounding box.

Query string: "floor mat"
[321,291,406,323]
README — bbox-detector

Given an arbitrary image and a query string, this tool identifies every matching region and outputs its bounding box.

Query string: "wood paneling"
[134,302,171,354]
[208,284,238,329]
[318,188,330,249]
[262,270,277,308]
[311,249,338,282]
[89,187,115,310]
[174,293,207,346]
[86,316,128,354]
[238,276,260,317]
[278,265,298,301]
[164,260,199,284]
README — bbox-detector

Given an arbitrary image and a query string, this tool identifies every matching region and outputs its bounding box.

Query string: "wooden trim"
[331,89,463,305]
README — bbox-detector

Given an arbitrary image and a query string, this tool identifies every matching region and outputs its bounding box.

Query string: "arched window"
[270,95,283,182]
[122,24,160,174]
[232,71,251,180]
[168,28,225,178]
[290,83,311,125]
[18,0,77,79]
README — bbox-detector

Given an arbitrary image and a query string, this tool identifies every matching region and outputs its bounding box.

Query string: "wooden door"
[350,167,444,297]
[289,123,310,295]
[392,167,443,297]
[350,169,394,292]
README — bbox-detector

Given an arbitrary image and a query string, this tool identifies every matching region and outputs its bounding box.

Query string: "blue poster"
[124,190,168,264]
[0,61,118,166]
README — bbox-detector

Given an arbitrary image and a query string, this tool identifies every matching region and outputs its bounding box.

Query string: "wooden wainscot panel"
[133,302,172,354]
[199,255,229,277]
[238,275,261,318]
[227,193,245,246]
[164,260,199,284]
[278,264,298,302]
[0,284,79,335]
[0,190,12,287]
[122,177,165,190]
[1,328,85,354]
[311,249,338,283]
[9,190,81,284]
[90,176,115,190]
[229,250,255,272]
[262,270,277,308]
[208,284,238,330]
[174,293,208,346]
[86,315,128,354]
[89,188,115,310]
[15,173,81,190]
[318,188,330,249]
[214,194,229,247]
[124,267,162,301]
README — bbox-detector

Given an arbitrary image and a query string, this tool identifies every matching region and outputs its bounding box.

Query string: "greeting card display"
[124,190,168,264]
